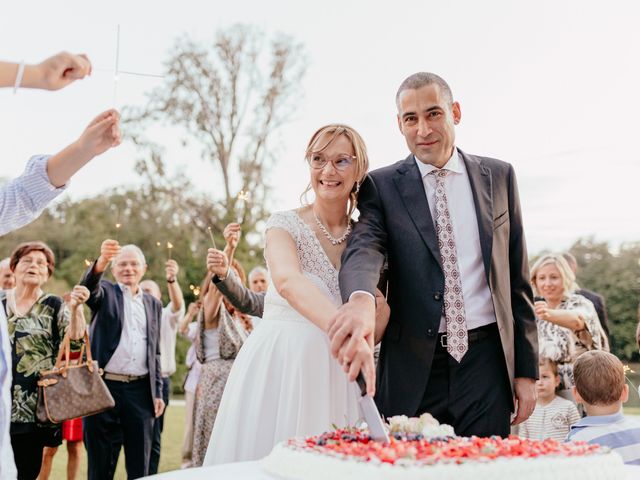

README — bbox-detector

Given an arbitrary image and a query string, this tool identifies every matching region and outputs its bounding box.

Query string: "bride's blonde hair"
[300,124,369,217]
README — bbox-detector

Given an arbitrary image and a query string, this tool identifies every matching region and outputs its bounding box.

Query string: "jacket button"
[426,328,435,337]
[433,292,442,301]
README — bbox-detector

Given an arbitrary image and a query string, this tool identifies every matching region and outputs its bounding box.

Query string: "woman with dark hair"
[1,242,88,479]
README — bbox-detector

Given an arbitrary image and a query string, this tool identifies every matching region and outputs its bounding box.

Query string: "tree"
[123,25,306,249]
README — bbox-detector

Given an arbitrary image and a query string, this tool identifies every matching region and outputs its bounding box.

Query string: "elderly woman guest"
[530,253,605,395]
[0,242,88,480]
[190,259,248,467]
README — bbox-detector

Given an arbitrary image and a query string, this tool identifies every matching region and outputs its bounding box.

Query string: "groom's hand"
[328,293,375,362]
[511,377,537,425]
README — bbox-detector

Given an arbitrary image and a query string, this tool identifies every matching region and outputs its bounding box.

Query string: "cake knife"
[355,373,390,443]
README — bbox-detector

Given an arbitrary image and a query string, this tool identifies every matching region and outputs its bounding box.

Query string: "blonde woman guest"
[204,124,389,466]
[530,253,606,395]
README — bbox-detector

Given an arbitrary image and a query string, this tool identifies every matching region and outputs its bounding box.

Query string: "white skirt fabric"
[203,288,361,466]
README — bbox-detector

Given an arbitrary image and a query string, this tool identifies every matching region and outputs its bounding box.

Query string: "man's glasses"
[307,153,356,171]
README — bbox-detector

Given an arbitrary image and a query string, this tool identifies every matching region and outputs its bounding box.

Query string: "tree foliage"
[123,25,306,247]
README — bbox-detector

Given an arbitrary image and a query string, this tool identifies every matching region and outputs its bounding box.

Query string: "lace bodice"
[265,210,340,302]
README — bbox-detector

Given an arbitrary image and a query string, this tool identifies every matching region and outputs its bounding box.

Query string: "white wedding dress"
[203,210,361,466]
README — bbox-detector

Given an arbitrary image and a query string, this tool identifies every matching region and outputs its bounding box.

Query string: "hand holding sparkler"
[96,239,121,271]
[207,248,229,279]
[223,223,241,250]
[166,259,179,282]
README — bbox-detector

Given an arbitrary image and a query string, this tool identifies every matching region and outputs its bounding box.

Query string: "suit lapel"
[143,293,155,357]
[461,150,493,283]
[392,155,442,270]
[114,285,125,344]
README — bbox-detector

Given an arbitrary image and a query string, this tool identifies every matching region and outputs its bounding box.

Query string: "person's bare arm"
[46,110,121,188]
[0,52,91,90]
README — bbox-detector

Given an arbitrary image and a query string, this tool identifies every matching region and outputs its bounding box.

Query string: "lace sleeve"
[265,211,300,245]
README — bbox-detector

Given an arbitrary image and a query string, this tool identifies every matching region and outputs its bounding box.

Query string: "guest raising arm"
[0,109,121,236]
[80,240,164,480]
[0,52,91,90]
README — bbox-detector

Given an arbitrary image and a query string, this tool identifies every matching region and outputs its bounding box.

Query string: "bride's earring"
[354,181,361,194]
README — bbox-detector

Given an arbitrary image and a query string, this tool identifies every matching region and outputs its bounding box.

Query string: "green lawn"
[50,404,185,479]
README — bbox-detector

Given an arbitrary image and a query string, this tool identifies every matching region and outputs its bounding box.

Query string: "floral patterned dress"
[536,293,605,390]
[1,291,70,435]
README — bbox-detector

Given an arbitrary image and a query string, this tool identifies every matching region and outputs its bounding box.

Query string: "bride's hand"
[341,337,376,396]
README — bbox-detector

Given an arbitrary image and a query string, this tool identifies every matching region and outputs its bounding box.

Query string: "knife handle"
[355,372,367,396]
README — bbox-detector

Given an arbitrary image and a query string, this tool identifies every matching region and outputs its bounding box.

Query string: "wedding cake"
[262,414,624,480]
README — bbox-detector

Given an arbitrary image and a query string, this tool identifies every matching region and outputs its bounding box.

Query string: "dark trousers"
[148,376,170,475]
[417,323,512,437]
[11,426,61,480]
[84,378,154,480]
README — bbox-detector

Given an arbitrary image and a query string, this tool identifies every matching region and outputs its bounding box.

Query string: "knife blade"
[355,372,390,443]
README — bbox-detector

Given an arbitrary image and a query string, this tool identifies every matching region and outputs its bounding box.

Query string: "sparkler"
[236,190,251,223]
[167,241,174,260]
[207,226,218,250]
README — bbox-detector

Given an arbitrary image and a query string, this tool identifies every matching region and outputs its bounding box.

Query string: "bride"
[203,124,387,465]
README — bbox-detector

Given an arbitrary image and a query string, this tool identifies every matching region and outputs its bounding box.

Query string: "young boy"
[517,357,580,441]
[568,350,640,465]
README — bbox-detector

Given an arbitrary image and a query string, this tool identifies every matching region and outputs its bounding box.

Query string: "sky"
[1,0,639,254]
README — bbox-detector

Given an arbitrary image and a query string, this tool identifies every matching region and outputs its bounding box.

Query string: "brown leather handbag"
[36,331,115,424]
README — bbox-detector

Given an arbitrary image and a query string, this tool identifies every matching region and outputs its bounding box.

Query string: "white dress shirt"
[160,301,185,377]
[0,155,67,479]
[415,148,496,332]
[105,284,149,376]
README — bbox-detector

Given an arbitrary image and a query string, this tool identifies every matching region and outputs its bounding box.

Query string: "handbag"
[36,331,115,424]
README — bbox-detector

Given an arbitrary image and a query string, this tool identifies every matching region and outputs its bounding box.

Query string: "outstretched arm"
[0,52,91,90]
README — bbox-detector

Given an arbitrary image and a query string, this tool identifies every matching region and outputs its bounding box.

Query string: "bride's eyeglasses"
[307,153,356,171]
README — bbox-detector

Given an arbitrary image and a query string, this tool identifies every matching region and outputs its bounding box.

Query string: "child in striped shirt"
[517,357,580,441]
[567,351,640,465]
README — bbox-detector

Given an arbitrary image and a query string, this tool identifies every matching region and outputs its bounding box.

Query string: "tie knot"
[429,168,449,180]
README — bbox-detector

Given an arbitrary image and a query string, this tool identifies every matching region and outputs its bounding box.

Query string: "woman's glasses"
[307,153,356,171]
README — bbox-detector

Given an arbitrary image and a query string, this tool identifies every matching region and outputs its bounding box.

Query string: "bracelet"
[13,61,25,94]
[167,278,176,284]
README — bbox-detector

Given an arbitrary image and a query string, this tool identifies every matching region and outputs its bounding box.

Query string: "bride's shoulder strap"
[265,210,301,243]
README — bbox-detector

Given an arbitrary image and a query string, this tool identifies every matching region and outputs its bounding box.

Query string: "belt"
[437,323,498,349]
[104,372,148,383]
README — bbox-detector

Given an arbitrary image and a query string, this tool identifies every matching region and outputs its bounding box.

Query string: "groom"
[330,72,538,437]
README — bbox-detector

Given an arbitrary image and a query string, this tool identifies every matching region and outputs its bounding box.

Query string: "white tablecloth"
[149,461,272,479]
[149,461,640,479]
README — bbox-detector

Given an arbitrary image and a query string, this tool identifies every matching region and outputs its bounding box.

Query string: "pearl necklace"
[313,211,352,246]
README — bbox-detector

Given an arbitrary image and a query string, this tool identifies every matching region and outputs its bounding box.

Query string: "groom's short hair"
[395,72,454,108]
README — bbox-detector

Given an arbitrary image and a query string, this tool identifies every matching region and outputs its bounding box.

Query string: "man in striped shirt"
[567,351,640,466]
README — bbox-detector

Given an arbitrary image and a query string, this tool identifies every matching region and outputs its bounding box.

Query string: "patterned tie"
[430,169,468,362]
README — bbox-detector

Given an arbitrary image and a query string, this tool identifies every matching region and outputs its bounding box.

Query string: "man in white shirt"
[333,72,538,437]
[140,260,185,475]
[80,241,164,480]
[1,51,121,480]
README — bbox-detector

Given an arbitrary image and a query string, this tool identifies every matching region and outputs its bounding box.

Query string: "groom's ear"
[396,114,403,134]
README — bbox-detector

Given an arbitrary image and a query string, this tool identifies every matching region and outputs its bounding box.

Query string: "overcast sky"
[1,0,639,254]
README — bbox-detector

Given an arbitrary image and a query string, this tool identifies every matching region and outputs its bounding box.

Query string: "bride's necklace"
[313,211,352,246]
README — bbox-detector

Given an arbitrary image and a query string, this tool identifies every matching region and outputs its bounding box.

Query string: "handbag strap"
[54,330,92,369]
